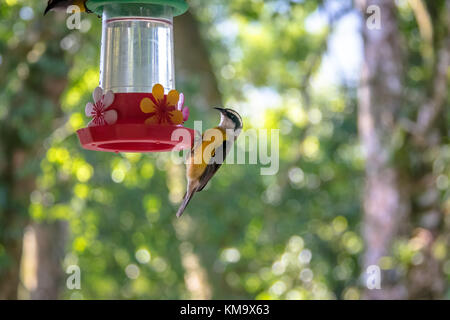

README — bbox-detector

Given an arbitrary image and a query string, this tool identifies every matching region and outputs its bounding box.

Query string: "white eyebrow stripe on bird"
[225,109,243,129]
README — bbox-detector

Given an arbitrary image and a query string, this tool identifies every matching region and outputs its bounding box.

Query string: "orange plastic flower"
[140,84,184,125]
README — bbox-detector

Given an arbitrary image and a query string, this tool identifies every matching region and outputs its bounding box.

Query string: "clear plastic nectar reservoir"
[100,4,175,93]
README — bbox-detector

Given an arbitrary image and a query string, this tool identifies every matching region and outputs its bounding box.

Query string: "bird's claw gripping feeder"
[76,0,194,153]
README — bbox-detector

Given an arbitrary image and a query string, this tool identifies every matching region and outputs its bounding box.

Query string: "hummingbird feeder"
[76,0,194,153]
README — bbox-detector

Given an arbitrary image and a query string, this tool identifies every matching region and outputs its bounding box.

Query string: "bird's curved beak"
[214,107,226,113]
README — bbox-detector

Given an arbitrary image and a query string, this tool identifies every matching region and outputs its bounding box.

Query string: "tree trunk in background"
[0,12,71,299]
[30,221,68,299]
[406,0,450,299]
[172,10,222,299]
[358,0,449,299]
[174,11,222,109]
[0,209,25,299]
[357,0,409,299]
[0,149,37,299]
[0,240,22,299]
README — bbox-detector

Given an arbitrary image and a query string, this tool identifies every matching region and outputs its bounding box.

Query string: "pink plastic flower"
[177,93,190,122]
[85,87,118,127]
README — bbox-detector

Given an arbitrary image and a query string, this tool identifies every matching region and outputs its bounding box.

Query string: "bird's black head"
[215,107,243,131]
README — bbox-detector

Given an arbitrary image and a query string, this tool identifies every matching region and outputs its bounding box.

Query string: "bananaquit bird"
[44,0,90,14]
[176,108,243,217]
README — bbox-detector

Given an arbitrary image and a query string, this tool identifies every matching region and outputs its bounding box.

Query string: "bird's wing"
[197,139,231,191]
[190,129,203,156]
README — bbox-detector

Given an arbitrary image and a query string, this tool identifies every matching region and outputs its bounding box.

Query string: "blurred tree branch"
[357,0,409,299]
[358,0,449,299]
[174,11,222,109]
[173,9,220,298]
[300,3,354,106]
[413,0,450,143]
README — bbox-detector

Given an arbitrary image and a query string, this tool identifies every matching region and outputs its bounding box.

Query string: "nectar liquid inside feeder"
[77,0,194,153]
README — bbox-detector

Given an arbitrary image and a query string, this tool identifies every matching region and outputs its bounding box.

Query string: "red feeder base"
[77,91,194,153]
[77,124,194,153]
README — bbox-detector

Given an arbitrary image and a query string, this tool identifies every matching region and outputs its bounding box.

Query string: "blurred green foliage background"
[0,0,449,300]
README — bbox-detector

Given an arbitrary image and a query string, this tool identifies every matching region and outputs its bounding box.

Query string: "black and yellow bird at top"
[44,0,91,14]
[176,108,243,217]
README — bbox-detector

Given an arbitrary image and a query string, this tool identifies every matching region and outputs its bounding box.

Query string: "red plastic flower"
[140,84,184,125]
[85,87,117,127]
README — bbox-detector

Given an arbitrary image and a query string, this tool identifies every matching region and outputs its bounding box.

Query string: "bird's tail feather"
[176,188,196,218]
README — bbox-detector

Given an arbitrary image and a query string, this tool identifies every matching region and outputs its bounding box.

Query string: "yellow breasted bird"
[176,108,243,217]
[44,0,91,14]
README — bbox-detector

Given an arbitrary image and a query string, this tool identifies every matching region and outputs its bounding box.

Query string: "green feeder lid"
[86,0,188,16]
